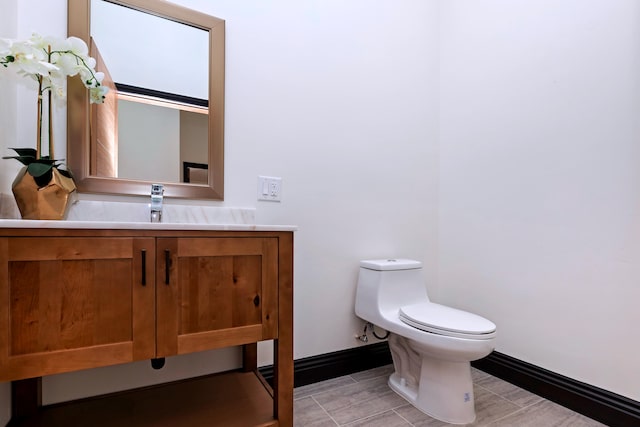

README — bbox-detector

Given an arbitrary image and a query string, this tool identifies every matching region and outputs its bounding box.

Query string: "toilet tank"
[355,259,429,324]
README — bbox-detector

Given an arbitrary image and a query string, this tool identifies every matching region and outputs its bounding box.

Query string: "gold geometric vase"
[12,166,77,220]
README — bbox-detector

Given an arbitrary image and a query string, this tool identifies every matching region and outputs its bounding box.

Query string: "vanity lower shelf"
[10,370,278,427]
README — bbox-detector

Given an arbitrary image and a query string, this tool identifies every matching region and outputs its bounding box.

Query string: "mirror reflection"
[90,0,209,184]
[67,0,225,199]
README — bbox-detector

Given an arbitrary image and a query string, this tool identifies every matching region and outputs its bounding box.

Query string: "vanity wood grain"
[0,227,293,427]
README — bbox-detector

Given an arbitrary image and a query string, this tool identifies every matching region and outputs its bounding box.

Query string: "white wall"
[0,1,18,424]
[176,0,441,360]
[0,0,18,197]
[438,0,640,401]
[117,100,181,182]
[3,0,638,417]
[0,0,440,409]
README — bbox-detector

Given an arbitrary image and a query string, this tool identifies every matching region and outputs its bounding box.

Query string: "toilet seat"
[399,302,496,340]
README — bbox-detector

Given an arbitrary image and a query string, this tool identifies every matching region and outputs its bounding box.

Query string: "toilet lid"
[399,302,496,340]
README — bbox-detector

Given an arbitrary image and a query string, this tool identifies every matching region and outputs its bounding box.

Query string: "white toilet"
[355,259,496,424]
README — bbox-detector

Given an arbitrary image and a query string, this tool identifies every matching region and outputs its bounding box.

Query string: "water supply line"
[355,321,390,343]
[355,322,369,343]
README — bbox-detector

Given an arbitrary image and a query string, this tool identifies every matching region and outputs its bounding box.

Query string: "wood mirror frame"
[67,0,225,199]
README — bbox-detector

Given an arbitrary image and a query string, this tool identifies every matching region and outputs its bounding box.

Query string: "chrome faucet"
[150,184,164,222]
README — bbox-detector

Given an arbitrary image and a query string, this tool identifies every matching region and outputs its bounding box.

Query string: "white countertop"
[0,219,297,232]
[0,198,296,231]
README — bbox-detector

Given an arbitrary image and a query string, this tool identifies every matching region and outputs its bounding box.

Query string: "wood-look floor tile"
[474,375,543,407]
[471,367,491,382]
[394,403,455,427]
[471,386,522,425]
[312,376,393,411]
[350,364,394,382]
[326,390,408,425]
[343,409,412,426]
[313,376,407,425]
[490,399,607,427]
[294,397,338,427]
[295,376,357,400]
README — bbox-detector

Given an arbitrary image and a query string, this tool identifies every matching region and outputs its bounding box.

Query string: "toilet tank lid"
[360,259,422,271]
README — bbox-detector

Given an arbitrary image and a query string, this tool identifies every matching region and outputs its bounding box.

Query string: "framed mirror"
[67,0,225,199]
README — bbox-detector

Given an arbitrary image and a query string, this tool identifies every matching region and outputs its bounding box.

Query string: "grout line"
[481,406,530,426]
[341,408,409,427]
[475,379,545,410]
[393,407,417,426]
[310,395,340,426]
[294,376,358,401]
[472,382,547,426]
[311,385,406,425]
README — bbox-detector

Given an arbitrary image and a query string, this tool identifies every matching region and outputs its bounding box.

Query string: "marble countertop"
[0,219,296,231]
[0,197,297,231]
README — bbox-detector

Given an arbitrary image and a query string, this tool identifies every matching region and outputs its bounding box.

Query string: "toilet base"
[388,357,476,425]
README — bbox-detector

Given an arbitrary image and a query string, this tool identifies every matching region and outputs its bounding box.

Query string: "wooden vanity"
[0,224,294,427]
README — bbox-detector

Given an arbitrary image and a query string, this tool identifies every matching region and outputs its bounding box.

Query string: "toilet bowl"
[354,259,496,424]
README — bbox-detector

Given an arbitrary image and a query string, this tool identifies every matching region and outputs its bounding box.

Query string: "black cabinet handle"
[165,249,171,285]
[141,249,147,286]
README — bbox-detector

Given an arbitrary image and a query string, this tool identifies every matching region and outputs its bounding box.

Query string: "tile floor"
[293,365,607,426]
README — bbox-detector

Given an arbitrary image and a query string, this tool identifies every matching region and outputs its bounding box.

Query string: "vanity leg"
[242,343,258,372]
[274,338,294,427]
[11,377,42,420]
[276,231,294,427]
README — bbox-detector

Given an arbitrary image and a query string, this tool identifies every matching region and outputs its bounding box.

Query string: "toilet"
[355,259,496,424]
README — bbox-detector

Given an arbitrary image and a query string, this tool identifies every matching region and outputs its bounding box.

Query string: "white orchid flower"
[89,85,108,104]
[2,33,108,100]
[49,79,68,107]
[67,36,89,57]
[2,33,108,173]
[85,56,96,70]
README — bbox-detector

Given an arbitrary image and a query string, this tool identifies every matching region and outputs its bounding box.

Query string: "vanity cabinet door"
[0,237,156,381]
[156,237,278,357]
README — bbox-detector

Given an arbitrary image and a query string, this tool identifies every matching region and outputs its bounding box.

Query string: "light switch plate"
[257,176,282,202]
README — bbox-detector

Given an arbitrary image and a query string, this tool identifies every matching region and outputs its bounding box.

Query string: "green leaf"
[57,168,74,179]
[9,148,37,157]
[27,162,54,178]
[2,155,36,166]
[33,158,57,165]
